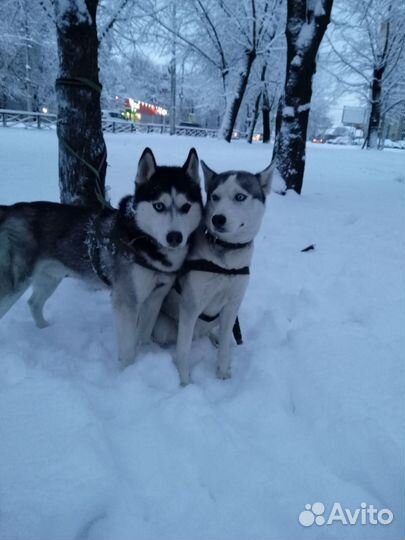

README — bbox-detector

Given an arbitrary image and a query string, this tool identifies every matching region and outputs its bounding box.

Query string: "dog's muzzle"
[166,231,183,247]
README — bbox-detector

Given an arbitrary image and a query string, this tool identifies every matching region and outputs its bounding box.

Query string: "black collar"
[205,229,252,250]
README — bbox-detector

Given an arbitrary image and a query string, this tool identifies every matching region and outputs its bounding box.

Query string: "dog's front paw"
[177,368,191,387]
[216,366,231,380]
[118,356,135,369]
[174,363,190,386]
[36,319,50,329]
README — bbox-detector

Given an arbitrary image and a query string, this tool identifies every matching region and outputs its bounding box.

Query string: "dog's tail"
[0,212,35,317]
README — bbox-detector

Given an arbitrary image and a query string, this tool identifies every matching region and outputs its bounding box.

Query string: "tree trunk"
[23,0,33,112]
[259,63,271,143]
[247,91,261,144]
[169,1,177,135]
[377,113,387,150]
[273,0,334,194]
[0,91,7,109]
[220,50,256,142]
[366,66,384,149]
[262,90,271,143]
[54,0,107,210]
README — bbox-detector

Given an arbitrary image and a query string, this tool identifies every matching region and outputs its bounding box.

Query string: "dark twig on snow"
[301,244,315,252]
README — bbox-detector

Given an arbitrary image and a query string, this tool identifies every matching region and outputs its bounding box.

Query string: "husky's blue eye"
[211,193,220,202]
[153,202,165,212]
[180,203,191,214]
[235,193,247,202]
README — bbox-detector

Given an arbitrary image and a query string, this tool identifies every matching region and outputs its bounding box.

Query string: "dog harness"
[182,259,249,276]
[174,253,250,345]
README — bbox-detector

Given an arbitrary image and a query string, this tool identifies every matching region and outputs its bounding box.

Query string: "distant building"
[110,96,168,124]
[341,106,369,133]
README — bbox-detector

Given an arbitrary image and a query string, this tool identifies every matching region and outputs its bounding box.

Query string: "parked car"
[384,139,405,150]
[102,110,127,122]
[311,136,325,143]
[179,121,202,128]
[326,135,353,145]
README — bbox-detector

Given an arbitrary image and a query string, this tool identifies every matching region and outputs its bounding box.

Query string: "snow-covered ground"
[0,128,404,540]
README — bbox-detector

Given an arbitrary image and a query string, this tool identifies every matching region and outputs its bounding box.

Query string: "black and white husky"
[153,161,274,385]
[0,147,203,366]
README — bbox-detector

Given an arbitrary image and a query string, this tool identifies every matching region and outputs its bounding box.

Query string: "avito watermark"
[298,502,394,527]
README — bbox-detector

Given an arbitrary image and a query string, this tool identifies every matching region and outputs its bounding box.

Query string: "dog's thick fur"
[0,147,203,366]
[153,161,273,385]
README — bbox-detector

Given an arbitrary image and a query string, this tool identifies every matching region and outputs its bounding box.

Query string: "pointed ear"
[257,162,275,195]
[201,160,217,193]
[135,147,156,186]
[183,148,200,184]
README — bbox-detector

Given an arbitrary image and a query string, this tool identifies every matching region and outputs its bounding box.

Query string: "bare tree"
[307,96,333,139]
[246,66,266,144]
[325,0,405,149]
[135,0,233,132]
[245,46,284,144]
[168,1,176,134]
[378,46,405,147]
[218,0,283,142]
[139,0,283,141]
[0,0,57,110]
[273,0,334,194]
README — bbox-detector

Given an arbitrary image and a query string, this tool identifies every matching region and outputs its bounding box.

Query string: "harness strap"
[199,312,221,323]
[232,317,243,345]
[174,258,248,344]
[183,259,250,275]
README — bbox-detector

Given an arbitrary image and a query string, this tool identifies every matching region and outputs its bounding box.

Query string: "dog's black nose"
[212,214,226,228]
[166,231,183,247]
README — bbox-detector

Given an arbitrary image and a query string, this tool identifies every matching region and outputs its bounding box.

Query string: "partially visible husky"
[0,147,203,366]
[153,161,273,385]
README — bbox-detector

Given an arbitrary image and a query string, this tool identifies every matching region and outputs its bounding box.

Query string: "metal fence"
[0,109,217,138]
[103,121,218,138]
[0,109,57,129]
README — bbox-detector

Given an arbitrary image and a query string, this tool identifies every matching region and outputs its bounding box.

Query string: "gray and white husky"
[0,147,203,366]
[153,160,274,385]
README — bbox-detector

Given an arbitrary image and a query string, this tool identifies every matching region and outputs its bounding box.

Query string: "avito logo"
[298,502,393,527]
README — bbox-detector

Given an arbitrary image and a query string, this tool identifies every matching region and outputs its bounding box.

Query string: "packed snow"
[0,128,404,540]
